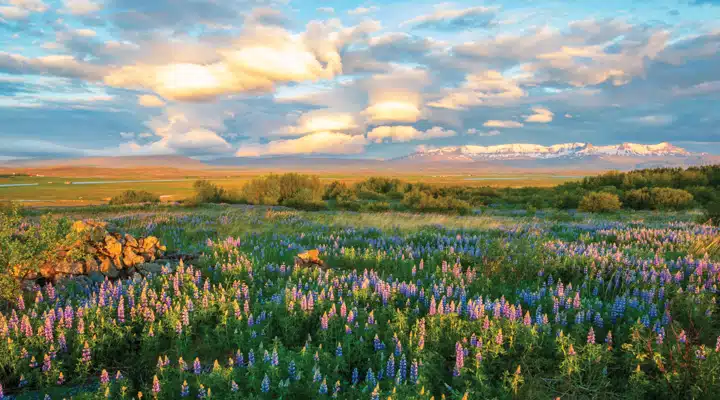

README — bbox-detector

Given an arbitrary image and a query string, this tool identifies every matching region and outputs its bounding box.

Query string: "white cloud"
[428,71,526,110]
[62,0,101,15]
[467,128,500,136]
[0,0,47,20]
[137,94,166,107]
[279,110,359,135]
[367,125,456,143]
[348,6,377,16]
[525,107,554,123]
[236,132,368,156]
[0,52,105,80]
[317,7,334,14]
[483,120,524,128]
[403,6,496,30]
[104,20,381,101]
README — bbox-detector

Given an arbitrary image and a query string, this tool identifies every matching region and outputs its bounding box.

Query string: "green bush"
[193,180,227,203]
[0,202,74,306]
[702,201,720,225]
[109,190,160,205]
[624,188,652,210]
[402,189,472,215]
[360,201,391,212]
[650,187,694,210]
[578,192,622,213]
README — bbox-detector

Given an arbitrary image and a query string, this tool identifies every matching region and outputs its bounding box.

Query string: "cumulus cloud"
[367,125,456,143]
[363,67,429,123]
[0,52,105,80]
[525,107,554,123]
[62,0,101,15]
[483,120,524,128]
[137,94,166,107]
[236,131,368,156]
[104,20,380,101]
[429,70,526,110]
[403,6,497,31]
[0,0,47,20]
[278,110,359,135]
[467,128,500,136]
[348,6,376,16]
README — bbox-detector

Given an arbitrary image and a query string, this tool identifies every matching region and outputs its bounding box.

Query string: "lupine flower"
[288,360,297,380]
[352,367,359,386]
[410,359,419,385]
[100,369,110,384]
[261,374,270,393]
[57,372,65,385]
[319,378,328,394]
[180,380,189,397]
[336,342,343,357]
[568,344,576,356]
[193,357,202,374]
[678,330,687,344]
[371,384,380,400]
[81,341,92,363]
[152,375,161,396]
[587,327,596,344]
[386,354,396,378]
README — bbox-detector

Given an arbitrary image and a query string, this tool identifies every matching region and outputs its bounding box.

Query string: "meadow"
[0,202,719,399]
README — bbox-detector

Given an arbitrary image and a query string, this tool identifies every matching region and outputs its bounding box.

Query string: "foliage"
[0,202,74,306]
[108,190,160,205]
[578,192,622,212]
[0,206,720,399]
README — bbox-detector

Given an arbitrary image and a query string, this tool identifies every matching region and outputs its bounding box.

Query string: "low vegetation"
[109,190,160,205]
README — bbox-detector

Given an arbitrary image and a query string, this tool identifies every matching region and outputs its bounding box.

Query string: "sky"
[1,0,720,161]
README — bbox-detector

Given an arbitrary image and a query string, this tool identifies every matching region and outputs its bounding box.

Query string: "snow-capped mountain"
[399,142,692,161]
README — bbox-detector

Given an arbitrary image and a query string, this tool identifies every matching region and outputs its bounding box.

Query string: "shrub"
[360,201,391,212]
[402,189,472,215]
[109,190,160,205]
[649,187,694,210]
[702,201,720,225]
[193,180,227,203]
[578,192,622,213]
[242,173,323,207]
[624,188,652,210]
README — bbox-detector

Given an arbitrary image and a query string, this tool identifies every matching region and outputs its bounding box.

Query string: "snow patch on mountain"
[399,142,691,161]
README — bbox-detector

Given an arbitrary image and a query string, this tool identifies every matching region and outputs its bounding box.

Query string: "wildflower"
[386,354,396,378]
[193,357,202,374]
[152,375,161,396]
[116,371,124,380]
[568,344,576,356]
[42,354,51,372]
[272,347,279,366]
[196,384,206,399]
[495,329,503,345]
[178,357,188,371]
[678,330,687,344]
[100,369,110,384]
[319,378,328,394]
[261,374,270,393]
[288,360,297,380]
[371,384,380,400]
[336,342,343,357]
[248,350,255,366]
[57,372,65,385]
[716,336,720,352]
[696,346,707,360]
[235,350,244,367]
[366,368,377,387]
[587,327,596,344]
[352,367,359,386]
[82,341,92,363]
[180,380,189,397]
[333,380,341,397]
[321,312,329,330]
[410,359,419,385]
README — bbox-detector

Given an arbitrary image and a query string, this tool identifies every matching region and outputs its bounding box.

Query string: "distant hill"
[2,142,718,175]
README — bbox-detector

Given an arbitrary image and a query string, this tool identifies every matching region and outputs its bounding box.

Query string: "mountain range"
[2,142,718,174]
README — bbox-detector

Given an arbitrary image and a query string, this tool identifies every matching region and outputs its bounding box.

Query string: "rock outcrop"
[294,249,324,268]
[14,220,167,282]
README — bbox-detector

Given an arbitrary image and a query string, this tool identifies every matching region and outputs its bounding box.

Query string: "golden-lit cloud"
[428,70,526,110]
[279,110,359,135]
[137,94,166,107]
[62,0,100,15]
[363,99,422,124]
[483,120,524,128]
[525,107,554,123]
[236,131,368,156]
[367,125,456,143]
[104,21,380,101]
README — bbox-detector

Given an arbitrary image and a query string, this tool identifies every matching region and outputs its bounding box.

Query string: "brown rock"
[105,235,122,257]
[125,234,138,248]
[85,258,99,273]
[142,236,159,252]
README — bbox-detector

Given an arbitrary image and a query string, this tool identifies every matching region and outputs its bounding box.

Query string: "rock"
[124,234,138,248]
[89,271,105,283]
[137,262,163,275]
[105,264,120,279]
[105,235,122,257]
